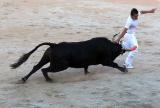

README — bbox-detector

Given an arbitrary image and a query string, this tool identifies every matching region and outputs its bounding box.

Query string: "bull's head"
[112,33,133,55]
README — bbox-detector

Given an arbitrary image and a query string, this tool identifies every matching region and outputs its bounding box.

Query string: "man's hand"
[141,8,157,14]
[114,39,120,43]
[112,36,120,43]
[113,28,127,43]
[150,8,157,13]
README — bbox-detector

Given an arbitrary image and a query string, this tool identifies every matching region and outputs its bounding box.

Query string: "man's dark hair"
[130,8,138,16]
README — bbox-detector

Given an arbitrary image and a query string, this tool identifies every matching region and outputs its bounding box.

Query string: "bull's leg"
[22,54,49,83]
[103,61,128,73]
[84,66,89,75]
[41,66,53,82]
[41,60,69,82]
[111,62,127,72]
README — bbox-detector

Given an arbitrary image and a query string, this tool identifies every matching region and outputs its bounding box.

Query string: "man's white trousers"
[122,33,138,66]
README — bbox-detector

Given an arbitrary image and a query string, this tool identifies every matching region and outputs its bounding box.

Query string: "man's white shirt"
[125,16,139,34]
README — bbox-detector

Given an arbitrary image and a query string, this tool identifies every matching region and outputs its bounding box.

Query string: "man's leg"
[124,49,138,68]
[125,34,138,68]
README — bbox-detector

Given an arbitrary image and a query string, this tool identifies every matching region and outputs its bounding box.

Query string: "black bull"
[10,37,128,83]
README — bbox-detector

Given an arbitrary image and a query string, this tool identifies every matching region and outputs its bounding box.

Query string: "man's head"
[130,8,139,20]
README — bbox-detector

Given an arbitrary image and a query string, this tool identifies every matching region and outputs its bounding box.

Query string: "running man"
[114,8,157,69]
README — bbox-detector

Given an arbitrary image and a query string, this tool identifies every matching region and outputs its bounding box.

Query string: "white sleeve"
[125,18,131,29]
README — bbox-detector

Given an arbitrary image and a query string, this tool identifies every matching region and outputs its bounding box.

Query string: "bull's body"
[11,37,127,83]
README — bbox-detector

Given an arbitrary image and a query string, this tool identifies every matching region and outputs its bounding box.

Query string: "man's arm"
[115,28,127,43]
[140,8,157,14]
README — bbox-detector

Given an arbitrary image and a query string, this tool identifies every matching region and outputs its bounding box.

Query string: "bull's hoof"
[21,78,27,83]
[124,68,128,73]
[85,71,90,75]
[120,67,128,73]
[46,78,53,83]
[16,78,26,84]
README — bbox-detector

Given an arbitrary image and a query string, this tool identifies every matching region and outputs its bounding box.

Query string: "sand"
[0,0,160,107]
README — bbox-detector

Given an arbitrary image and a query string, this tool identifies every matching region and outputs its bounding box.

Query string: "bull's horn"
[123,46,137,52]
[123,48,131,52]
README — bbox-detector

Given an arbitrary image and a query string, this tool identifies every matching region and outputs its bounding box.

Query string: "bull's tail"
[10,42,54,69]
